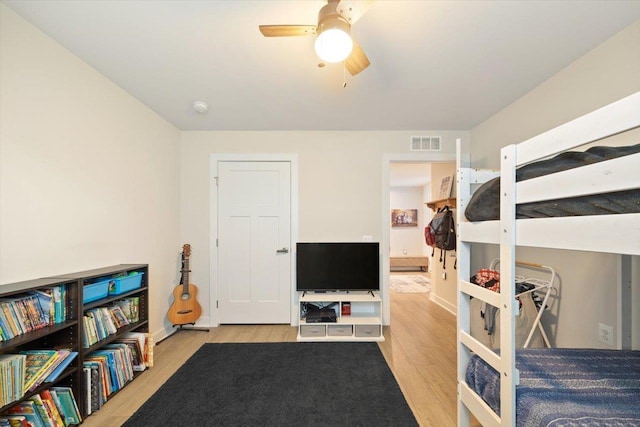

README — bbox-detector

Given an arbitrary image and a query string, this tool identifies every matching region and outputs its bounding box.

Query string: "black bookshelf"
[0,264,150,420]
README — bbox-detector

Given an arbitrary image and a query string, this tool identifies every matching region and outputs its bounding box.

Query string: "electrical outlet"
[598,323,614,346]
[442,272,447,280]
[362,235,372,242]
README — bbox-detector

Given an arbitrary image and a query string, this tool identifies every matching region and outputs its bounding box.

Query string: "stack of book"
[114,297,140,323]
[82,305,130,348]
[22,350,78,394]
[1,387,82,427]
[0,285,66,342]
[82,331,152,414]
[1,348,82,409]
[0,354,26,407]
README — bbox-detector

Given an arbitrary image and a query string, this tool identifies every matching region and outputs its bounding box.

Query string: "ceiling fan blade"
[336,0,374,24]
[259,25,316,37]
[345,39,370,76]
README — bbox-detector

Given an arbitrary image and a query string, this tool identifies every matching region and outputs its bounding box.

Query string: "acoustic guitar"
[167,244,202,326]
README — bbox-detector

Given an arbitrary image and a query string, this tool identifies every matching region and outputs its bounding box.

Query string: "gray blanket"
[465,144,640,221]
[465,348,640,426]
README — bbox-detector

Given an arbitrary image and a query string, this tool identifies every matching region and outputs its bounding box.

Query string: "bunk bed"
[456,91,640,427]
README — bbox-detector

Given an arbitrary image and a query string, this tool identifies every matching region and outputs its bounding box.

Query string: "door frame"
[381,152,456,324]
[210,154,299,327]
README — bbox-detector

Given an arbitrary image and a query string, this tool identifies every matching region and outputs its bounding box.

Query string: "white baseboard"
[154,316,213,344]
[430,293,456,316]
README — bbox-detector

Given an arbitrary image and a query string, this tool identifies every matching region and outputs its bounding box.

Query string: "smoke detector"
[192,101,209,114]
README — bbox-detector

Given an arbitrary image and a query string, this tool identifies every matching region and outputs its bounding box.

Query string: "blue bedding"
[465,348,640,426]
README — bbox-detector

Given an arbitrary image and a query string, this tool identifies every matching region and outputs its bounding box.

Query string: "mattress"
[464,144,640,221]
[465,348,640,427]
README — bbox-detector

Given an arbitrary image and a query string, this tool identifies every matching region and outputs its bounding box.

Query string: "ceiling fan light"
[315,28,353,63]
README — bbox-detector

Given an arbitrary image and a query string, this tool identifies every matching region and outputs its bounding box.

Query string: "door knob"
[276,247,289,254]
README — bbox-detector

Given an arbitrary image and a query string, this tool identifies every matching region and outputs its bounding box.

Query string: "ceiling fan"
[259,0,373,76]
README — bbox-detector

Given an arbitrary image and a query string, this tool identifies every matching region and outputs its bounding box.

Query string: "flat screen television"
[296,242,380,292]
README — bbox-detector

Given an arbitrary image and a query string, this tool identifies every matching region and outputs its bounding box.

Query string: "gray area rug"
[390,274,431,293]
[123,342,417,426]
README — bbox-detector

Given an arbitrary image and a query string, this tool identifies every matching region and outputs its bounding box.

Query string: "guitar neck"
[181,257,191,291]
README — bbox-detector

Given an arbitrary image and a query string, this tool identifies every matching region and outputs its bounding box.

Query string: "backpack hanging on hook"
[425,205,456,269]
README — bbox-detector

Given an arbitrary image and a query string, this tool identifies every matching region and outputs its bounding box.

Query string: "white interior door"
[217,161,291,323]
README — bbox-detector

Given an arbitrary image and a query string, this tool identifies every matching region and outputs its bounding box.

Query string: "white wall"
[0,5,181,342]
[468,21,640,349]
[180,131,467,325]
[390,187,425,257]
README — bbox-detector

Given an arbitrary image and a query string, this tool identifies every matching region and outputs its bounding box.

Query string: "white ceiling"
[4,1,640,131]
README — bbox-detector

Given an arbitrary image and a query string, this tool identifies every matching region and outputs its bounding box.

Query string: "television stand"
[297,291,383,342]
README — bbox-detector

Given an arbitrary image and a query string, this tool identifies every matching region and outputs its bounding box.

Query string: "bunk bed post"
[499,144,518,426]
[618,254,632,350]
[456,138,472,427]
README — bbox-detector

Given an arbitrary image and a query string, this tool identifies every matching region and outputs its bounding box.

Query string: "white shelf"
[297,291,384,342]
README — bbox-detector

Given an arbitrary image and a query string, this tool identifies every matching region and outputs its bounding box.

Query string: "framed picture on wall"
[391,209,418,227]
[438,175,454,199]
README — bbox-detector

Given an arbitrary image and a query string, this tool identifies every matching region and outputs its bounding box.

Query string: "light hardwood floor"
[82,279,459,427]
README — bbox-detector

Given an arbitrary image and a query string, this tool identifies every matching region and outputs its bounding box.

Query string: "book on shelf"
[24,294,47,332]
[0,286,67,343]
[87,350,120,394]
[82,362,104,413]
[0,301,22,337]
[0,415,30,427]
[30,284,66,326]
[82,367,91,416]
[114,297,139,323]
[82,305,133,348]
[0,306,13,340]
[87,310,106,341]
[44,352,77,383]
[49,387,82,426]
[39,390,64,427]
[20,349,75,393]
[26,394,54,427]
[117,333,146,372]
[0,298,28,335]
[82,316,98,348]
[97,308,116,336]
[145,333,154,368]
[28,291,53,326]
[44,390,65,426]
[16,388,80,427]
[83,355,110,399]
[14,295,46,333]
[104,343,135,385]
[109,305,130,329]
[3,400,46,427]
[21,350,60,392]
[0,354,26,407]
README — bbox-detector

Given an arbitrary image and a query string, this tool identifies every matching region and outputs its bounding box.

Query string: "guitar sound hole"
[181,293,190,300]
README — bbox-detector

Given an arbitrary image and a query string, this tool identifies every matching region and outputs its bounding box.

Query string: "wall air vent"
[410,136,441,151]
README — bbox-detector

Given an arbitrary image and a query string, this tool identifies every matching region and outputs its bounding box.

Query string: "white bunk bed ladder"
[498,143,519,427]
[456,139,504,427]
